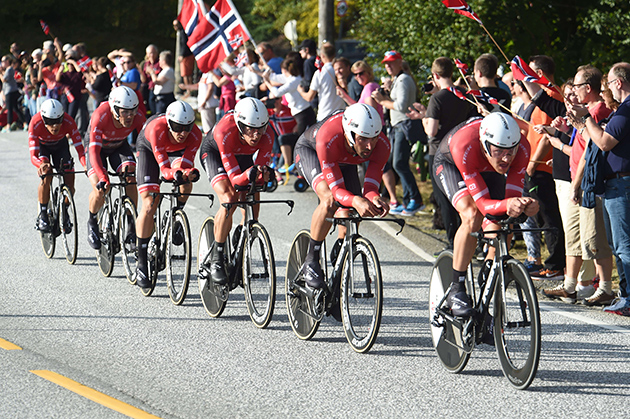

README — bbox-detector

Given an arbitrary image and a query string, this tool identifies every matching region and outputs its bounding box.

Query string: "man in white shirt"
[298,43,346,121]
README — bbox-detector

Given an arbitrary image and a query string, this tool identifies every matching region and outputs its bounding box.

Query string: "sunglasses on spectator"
[353,71,365,77]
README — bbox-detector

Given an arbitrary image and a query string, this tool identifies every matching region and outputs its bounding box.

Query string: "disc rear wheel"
[198,217,227,317]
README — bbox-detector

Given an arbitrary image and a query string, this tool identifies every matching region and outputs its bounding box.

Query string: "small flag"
[314,56,323,71]
[448,86,467,101]
[467,89,498,105]
[441,0,482,25]
[454,58,468,74]
[234,50,248,67]
[39,20,50,35]
[510,55,554,88]
[77,56,93,72]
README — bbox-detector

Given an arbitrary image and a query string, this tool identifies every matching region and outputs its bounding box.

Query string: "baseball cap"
[299,39,317,52]
[382,50,402,63]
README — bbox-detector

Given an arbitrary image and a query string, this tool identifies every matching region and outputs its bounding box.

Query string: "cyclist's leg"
[86,149,107,249]
[114,142,138,207]
[136,147,161,287]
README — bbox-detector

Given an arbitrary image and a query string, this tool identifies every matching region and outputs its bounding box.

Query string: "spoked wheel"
[119,197,137,284]
[166,209,192,305]
[285,230,320,340]
[140,230,158,297]
[40,201,56,259]
[58,185,78,264]
[243,222,276,328]
[198,217,227,317]
[494,259,541,390]
[428,250,471,373]
[340,237,383,353]
[96,205,115,277]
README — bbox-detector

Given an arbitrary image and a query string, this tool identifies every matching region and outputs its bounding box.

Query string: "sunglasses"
[353,71,365,77]
[169,121,194,133]
[43,116,63,126]
[119,108,137,118]
[241,124,267,136]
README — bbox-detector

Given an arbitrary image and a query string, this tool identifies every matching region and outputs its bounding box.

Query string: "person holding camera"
[372,50,424,216]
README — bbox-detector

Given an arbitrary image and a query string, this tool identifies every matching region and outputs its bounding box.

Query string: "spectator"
[299,39,317,93]
[567,62,630,316]
[334,56,362,102]
[180,71,220,134]
[522,55,566,280]
[38,38,64,100]
[86,57,112,107]
[473,53,511,113]
[298,43,346,121]
[56,50,87,137]
[256,42,282,75]
[148,50,175,114]
[140,44,161,115]
[173,19,194,94]
[372,50,424,216]
[543,64,614,305]
[1,55,26,131]
[212,57,237,119]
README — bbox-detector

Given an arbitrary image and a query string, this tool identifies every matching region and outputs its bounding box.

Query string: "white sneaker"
[576,284,596,299]
[603,297,628,313]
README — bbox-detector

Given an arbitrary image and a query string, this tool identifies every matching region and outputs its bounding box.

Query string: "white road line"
[376,221,434,262]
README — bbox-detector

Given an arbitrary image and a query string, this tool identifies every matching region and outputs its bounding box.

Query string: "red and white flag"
[448,86,468,101]
[234,50,248,67]
[454,58,468,74]
[467,89,498,105]
[185,0,253,73]
[178,0,202,37]
[510,55,553,87]
[441,0,482,25]
[39,19,50,35]
[77,56,93,72]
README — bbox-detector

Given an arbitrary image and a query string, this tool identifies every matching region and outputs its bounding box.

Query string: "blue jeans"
[390,123,421,206]
[604,176,630,298]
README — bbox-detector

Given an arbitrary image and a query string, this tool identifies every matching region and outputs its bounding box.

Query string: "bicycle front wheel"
[243,222,276,329]
[97,204,115,277]
[198,217,227,317]
[58,185,78,264]
[119,197,137,284]
[494,259,541,390]
[429,250,471,373]
[40,195,56,259]
[167,209,192,305]
[285,230,320,340]
[340,237,383,353]
[140,230,158,297]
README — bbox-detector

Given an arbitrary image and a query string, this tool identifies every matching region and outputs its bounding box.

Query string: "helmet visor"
[168,120,194,133]
[487,142,518,158]
[240,122,268,137]
[42,115,64,126]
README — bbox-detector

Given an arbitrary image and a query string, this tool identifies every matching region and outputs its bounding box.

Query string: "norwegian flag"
[77,56,93,72]
[229,34,244,50]
[39,19,50,35]
[467,89,498,105]
[448,86,468,101]
[454,58,468,74]
[234,50,248,67]
[186,0,253,73]
[178,0,201,37]
[314,56,323,71]
[510,55,553,87]
[441,0,483,25]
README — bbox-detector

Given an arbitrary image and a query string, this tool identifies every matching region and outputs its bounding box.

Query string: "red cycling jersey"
[212,113,274,187]
[28,112,85,168]
[88,101,146,182]
[447,118,530,216]
[313,112,390,207]
[143,115,202,179]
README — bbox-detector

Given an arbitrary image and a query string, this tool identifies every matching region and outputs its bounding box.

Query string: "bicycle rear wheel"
[167,209,192,305]
[285,230,320,340]
[340,237,383,353]
[40,196,56,259]
[59,185,78,264]
[494,259,541,390]
[140,229,159,297]
[243,222,276,328]
[428,250,471,373]
[97,204,115,277]
[119,197,137,284]
[198,217,227,317]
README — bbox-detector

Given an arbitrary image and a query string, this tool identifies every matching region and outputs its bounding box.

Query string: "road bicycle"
[198,170,292,328]
[429,214,543,389]
[285,210,404,353]
[37,160,82,265]
[96,171,137,282]
[141,177,214,305]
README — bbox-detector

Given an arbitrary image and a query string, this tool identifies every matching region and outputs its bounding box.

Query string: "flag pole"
[480,24,509,64]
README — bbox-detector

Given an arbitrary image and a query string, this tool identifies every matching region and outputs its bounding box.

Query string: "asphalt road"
[1,130,629,419]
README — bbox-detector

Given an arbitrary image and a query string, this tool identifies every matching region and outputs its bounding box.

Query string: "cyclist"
[199,97,274,284]
[134,100,202,288]
[29,98,86,232]
[85,86,146,249]
[433,113,539,316]
[294,103,390,289]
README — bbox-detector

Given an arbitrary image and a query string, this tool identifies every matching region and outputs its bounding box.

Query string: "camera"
[378,87,387,96]
[423,81,434,93]
[265,98,278,109]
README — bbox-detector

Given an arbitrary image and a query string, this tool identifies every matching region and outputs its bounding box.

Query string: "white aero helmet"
[40,99,64,125]
[108,86,139,119]
[234,97,269,135]
[479,112,521,154]
[342,103,382,146]
[166,100,195,132]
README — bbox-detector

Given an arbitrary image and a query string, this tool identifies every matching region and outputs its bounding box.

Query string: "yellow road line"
[0,337,22,350]
[30,370,162,419]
